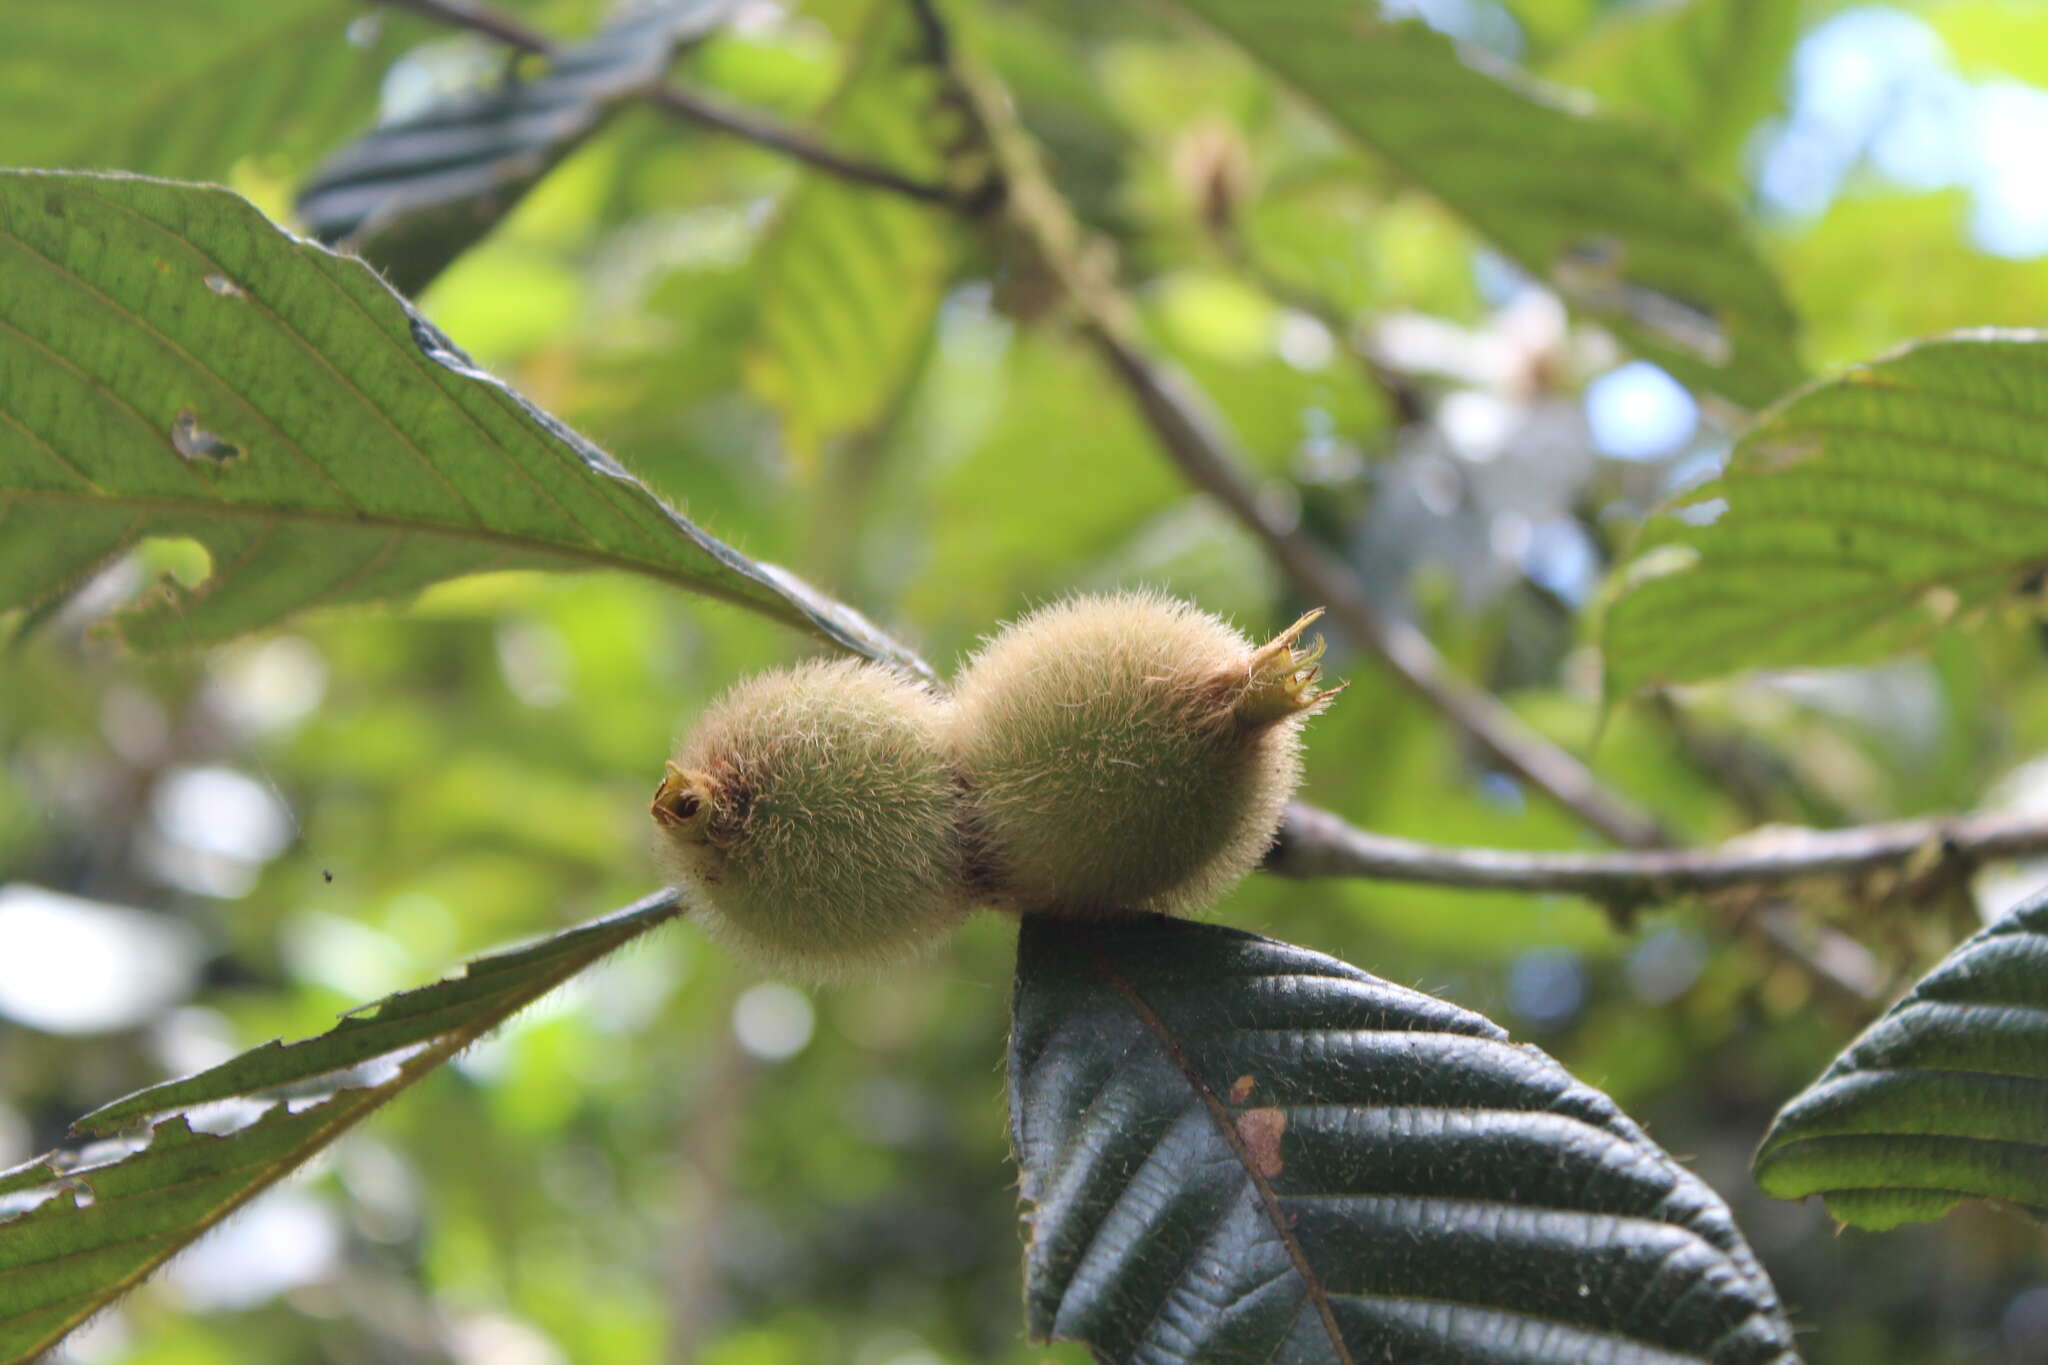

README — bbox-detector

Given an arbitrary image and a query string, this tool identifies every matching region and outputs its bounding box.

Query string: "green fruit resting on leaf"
[950,591,1338,915]
[651,658,966,980]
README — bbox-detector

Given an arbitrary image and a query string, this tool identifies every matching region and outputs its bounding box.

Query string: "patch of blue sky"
[1756,6,2048,258]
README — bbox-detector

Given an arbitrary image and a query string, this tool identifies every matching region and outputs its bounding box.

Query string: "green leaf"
[1602,331,2048,693]
[0,170,927,676]
[1547,0,1798,185]
[1010,914,1800,1363]
[0,889,683,1365]
[744,10,958,458]
[0,1,423,180]
[1166,0,1805,408]
[1753,887,2048,1231]
[296,0,733,297]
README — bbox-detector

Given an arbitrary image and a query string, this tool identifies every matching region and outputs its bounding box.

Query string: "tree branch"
[922,38,1669,848]
[1081,342,1669,851]
[906,1,1663,849]
[1266,802,2048,898]
[375,0,958,203]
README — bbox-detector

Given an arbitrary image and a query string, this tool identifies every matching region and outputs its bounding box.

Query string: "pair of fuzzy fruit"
[650,592,1338,980]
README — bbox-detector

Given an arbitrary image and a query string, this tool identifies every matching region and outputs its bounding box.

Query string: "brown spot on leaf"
[1746,433,1823,473]
[1235,1106,1285,1179]
[1228,1074,1255,1104]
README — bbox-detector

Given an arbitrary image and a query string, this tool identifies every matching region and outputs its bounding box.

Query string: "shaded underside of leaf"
[0,170,928,676]
[0,1,422,182]
[744,7,959,458]
[1166,0,1804,409]
[1009,913,1799,1363]
[1602,330,2048,693]
[0,890,683,1365]
[1753,885,2048,1231]
[296,0,735,297]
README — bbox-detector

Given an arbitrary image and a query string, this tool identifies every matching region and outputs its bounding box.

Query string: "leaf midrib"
[0,485,800,624]
[1089,946,1356,1365]
[7,173,704,569]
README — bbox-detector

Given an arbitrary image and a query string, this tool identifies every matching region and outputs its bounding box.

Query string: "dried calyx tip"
[1236,607,1344,729]
[650,762,715,837]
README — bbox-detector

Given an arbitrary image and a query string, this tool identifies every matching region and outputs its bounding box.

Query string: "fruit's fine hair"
[650,658,965,981]
[950,590,1337,916]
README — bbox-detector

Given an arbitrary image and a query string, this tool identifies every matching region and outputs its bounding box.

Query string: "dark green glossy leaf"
[1603,331,2048,693]
[0,890,682,1365]
[296,0,733,296]
[1754,886,2048,1231]
[1167,0,1804,408]
[1009,913,1799,1363]
[0,171,927,676]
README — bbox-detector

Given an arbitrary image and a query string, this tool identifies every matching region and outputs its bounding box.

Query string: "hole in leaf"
[408,316,469,373]
[170,410,241,464]
[203,273,244,297]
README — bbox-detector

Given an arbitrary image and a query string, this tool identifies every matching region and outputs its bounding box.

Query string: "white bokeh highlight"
[0,885,203,1034]
[732,982,814,1062]
[1585,361,1698,461]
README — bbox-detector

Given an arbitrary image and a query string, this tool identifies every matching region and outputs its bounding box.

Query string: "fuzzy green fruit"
[651,658,965,980]
[950,591,1337,915]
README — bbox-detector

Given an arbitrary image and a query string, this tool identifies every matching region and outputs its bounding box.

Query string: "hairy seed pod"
[950,591,1338,915]
[650,658,965,980]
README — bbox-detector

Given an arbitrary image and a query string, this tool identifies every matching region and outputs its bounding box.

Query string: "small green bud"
[652,658,965,980]
[950,591,1337,915]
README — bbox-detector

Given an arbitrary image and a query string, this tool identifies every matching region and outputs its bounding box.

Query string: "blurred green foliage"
[5,0,2048,1361]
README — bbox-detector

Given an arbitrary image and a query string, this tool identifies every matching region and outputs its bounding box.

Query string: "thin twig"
[1266,802,2048,897]
[379,0,553,53]
[375,0,958,203]
[645,86,957,202]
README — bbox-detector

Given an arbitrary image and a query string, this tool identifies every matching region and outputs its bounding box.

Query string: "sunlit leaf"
[1010,913,1800,1363]
[1602,330,2048,693]
[1167,0,1805,408]
[0,889,682,1365]
[1548,0,1797,184]
[0,1,422,181]
[297,0,734,296]
[0,171,927,676]
[1754,886,2048,1231]
[744,9,958,459]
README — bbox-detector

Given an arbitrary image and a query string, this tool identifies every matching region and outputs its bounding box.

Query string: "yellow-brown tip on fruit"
[949,590,1337,917]
[1236,608,1342,729]
[652,658,966,981]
